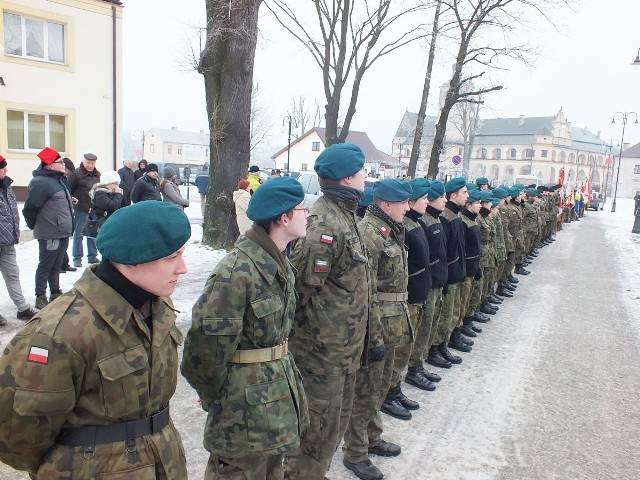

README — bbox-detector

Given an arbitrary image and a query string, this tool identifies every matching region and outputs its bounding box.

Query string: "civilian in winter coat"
[0,156,37,324]
[233,179,252,234]
[160,167,189,209]
[86,170,124,238]
[131,163,162,203]
[194,167,209,216]
[69,153,100,267]
[134,158,148,181]
[22,147,74,310]
[117,159,135,206]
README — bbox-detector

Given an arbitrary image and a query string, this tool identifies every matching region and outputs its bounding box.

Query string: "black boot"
[380,386,412,420]
[479,303,497,315]
[405,367,436,392]
[448,329,472,353]
[471,324,483,333]
[515,265,530,275]
[495,286,513,298]
[368,439,401,457]
[504,283,517,292]
[487,296,501,305]
[343,459,384,480]
[461,322,477,337]
[396,382,421,408]
[490,294,503,303]
[427,345,452,369]
[472,311,491,323]
[508,274,519,283]
[418,363,441,382]
[439,342,462,364]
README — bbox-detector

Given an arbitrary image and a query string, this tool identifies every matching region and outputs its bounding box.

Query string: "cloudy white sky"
[122,0,640,161]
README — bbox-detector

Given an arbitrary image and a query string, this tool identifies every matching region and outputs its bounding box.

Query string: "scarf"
[367,203,404,234]
[321,185,363,204]
[245,224,289,280]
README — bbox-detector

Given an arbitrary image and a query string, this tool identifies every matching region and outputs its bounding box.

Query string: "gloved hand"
[474,270,482,281]
[442,284,449,295]
[367,345,386,362]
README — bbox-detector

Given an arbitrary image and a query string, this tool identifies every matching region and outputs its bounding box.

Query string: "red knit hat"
[37,147,61,165]
[238,179,250,190]
[0,156,6,169]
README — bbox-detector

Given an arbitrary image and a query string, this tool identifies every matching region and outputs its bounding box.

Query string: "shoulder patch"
[28,346,49,364]
[314,257,330,273]
[320,233,334,245]
[379,226,390,238]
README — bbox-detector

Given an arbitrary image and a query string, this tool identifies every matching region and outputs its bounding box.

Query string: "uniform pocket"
[89,464,156,480]
[251,295,283,344]
[11,387,75,448]
[201,317,242,363]
[332,246,367,292]
[97,346,149,420]
[245,378,298,449]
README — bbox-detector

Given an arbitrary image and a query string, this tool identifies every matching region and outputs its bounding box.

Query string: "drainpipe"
[112,5,117,170]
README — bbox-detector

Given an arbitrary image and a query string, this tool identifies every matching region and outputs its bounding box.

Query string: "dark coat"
[89,185,123,219]
[440,201,466,285]
[422,205,448,290]
[117,166,135,206]
[23,166,74,240]
[0,176,20,245]
[130,174,161,203]
[68,164,100,213]
[404,209,431,304]
[461,209,481,279]
[194,172,209,194]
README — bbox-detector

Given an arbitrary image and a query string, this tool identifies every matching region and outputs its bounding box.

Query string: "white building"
[140,127,209,168]
[617,142,640,199]
[0,0,123,198]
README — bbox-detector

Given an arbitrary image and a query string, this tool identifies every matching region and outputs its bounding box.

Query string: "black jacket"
[23,166,74,239]
[131,174,161,203]
[422,205,448,289]
[404,209,431,304]
[440,201,466,285]
[69,164,100,213]
[117,166,135,206]
[461,209,481,279]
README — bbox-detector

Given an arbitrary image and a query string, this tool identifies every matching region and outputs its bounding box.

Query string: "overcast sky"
[122,0,640,161]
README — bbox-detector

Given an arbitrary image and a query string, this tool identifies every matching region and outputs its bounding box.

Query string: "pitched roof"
[394,111,438,143]
[622,141,640,158]
[149,128,210,146]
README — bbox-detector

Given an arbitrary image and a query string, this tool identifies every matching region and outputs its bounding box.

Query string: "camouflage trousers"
[407,303,433,369]
[458,277,474,325]
[468,271,484,315]
[500,252,516,283]
[481,266,496,302]
[342,347,395,463]
[206,454,283,479]
[283,370,356,479]
[392,304,428,384]
[425,288,444,348]
[439,283,462,340]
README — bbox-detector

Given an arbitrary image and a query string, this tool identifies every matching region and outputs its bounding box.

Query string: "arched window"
[509,148,517,159]
[479,148,487,159]
[493,148,502,159]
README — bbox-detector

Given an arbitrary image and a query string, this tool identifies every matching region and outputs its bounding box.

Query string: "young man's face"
[344,169,366,192]
[430,194,447,211]
[147,170,158,179]
[288,201,309,240]
[385,199,410,223]
[46,159,66,174]
[466,200,482,214]
[410,195,428,215]
[122,246,187,297]
[451,187,469,207]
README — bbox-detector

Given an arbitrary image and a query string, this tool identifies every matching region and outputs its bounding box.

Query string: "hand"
[474,270,482,281]
[114,186,123,194]
[442,285,449,295]
[367,345,386,362]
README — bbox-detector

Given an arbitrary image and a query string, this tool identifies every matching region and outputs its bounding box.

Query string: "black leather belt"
[56,406,169,446]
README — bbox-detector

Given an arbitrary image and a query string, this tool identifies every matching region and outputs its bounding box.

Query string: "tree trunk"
[200,0,262,248]
[408,0,442,178]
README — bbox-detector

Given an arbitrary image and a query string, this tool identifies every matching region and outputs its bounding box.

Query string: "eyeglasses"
[293,207,310,214]
[52,160,64,164]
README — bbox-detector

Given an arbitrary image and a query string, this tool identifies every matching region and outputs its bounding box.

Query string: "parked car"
[587,193,604,211]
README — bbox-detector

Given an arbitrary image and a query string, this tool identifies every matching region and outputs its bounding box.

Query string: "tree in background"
[200,0,262,248]
[289,96,323,137]
[265,0,427,146]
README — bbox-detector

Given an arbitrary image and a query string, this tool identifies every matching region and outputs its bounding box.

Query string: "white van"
[514,174,539,187]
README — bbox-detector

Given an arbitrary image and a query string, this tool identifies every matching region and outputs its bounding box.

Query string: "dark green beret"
[408,178,430,200]
[97,202,191,265]
[246,176,304,222]
[525,188,540,197]
[513,183,525,190]
[476,177,489,186]
[491,198,500,207]
[427,180,445,200]
[445,177,467,193]
[314,143,365,179]
[480,191,494,202]
[491,187,509,199]
[373,178,413,202]
[360,186,374,207]
[466,182,479,191]
[467,189,482,202]
[510,186,523,197]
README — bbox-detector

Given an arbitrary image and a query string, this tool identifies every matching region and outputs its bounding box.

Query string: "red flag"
[558,168,565,185]
[603,155,613,167]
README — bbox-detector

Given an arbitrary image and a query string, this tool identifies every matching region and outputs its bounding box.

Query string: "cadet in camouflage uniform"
[484,196,506,308]
[343,179,412,480]
[284,144,371,480]
[0,201,190,479]
[509,187,529,276]
[497,188,517,295]
[182,177,310,479]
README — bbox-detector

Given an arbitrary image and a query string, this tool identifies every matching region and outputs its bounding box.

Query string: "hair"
[318,176,342,187]
[254,209,294,234]
[445,192,452,200]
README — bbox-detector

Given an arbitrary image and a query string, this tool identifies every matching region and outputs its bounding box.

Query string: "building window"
[312,142,320,151]
[3,12,65,63]
[635,165,640,175]
[178,147,182,155]
[480,148,487,159]
[301,163,308,171]
[168,145,172,154]
[150,144,155,153]
[510,148,517,158]
[458,148,463,156]
[7,110,66,151]
[494,148,502,159]
[541,150,548,158]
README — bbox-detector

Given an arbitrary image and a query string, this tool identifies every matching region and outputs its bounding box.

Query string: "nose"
[176,256,188,275]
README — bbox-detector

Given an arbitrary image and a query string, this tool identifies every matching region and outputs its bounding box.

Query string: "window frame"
[634,165,640,175]
[312,142,320,151]
[3,11,66,64]
[7,109,66,152]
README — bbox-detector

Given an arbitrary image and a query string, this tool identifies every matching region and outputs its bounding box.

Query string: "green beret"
[466,182,479,191]
[445,177,467,193]
[373,178,413,202]
[97,202,191,265]
[480,191,494,202]
[314,143,365,179]
[491,187,509,199]
[246,176,304,222]
[476,177,489,186]
[408,178,430,200]
[360,187,374,207]
[427,180,445,200]
[510,186,523,197]
[491,198,500,207]
[513,183,525,190]
[467,189,482,202]
[525,188,540,197]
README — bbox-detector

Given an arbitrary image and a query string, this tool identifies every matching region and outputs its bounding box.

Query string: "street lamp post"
[610,112,639,212]
[132,129,151,160]
[632,48,640,66]
[282,116,298,176]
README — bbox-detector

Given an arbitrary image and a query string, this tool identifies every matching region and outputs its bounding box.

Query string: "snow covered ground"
[1,194,639,479]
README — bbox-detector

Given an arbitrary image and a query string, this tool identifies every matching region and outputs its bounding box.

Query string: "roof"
[271,127,404,165]
[394,111,438,143]
[149,128,209,146]
[101,0,123,4]
[622,141,640,158]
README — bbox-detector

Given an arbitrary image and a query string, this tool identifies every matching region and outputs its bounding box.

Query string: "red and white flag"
[603,155,614,167]
[27,346,49,364]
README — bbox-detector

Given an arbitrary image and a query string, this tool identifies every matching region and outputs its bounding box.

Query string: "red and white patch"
[314,259,330,273]
[27,346,49,365]
[379,226,389,238]
[320,234,334,245]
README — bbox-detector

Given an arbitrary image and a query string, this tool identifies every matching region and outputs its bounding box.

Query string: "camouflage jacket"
[498,204,514,253]
[493,211,508,262]
[289,195,371,375]
[181,230,309,458]
[0,267,187,478]
[505,201,525,253]
[523,201,539,236]
[359,208,411,347]
[478,209,496,268]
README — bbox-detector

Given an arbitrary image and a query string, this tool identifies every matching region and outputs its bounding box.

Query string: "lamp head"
[632,48,640,66]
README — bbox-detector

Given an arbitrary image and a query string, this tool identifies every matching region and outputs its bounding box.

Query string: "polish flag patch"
[379,226,389,238]
[320,234,334,245]
[27,346,49,365]
[314,258,329,273]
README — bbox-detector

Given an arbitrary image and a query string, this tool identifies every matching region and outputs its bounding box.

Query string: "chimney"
[597,130,601,138]
[171,126,177,131]
[519,115,525,127]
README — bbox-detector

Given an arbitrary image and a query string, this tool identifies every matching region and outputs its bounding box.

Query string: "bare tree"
[251,83,273,153]
[426,0,575,178]
[200,0,262,248]
[265,0,427,146]
[289,96,324,137]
